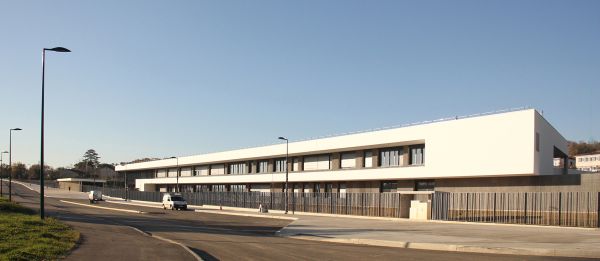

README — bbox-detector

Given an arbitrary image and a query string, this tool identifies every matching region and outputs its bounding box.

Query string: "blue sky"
[0,1,598,167]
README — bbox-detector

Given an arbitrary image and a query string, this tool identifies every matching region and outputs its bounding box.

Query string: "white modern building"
[116,109,570,193]
[575,153,600,172]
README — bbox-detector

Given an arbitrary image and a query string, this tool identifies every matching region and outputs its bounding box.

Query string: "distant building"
[575,153,600,172]
[57,178,106,192]
[554,157,575,169]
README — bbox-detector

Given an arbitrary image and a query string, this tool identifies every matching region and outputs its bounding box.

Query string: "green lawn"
[0,197,80,261]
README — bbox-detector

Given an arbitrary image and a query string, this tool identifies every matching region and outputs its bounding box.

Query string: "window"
[339,183,347,198]
[293,158,300,171]
[230,184,246,192]
[167,168,178,177]
[156,169,167,178]
[275,158,287,172]
[257,161,269,173]
[304,155,330,171]
[380,148,403,167]
[341,152,356,168]
[229,162,247,175]
[212,184,227,192]
[210,164,225,175]
[314,183,321,193]
[364,151,373,168]
[410,145,425,165]
[303,183,312,193]
[194,185,210,192]
[415,180,435,191]
[180,167,192,177]
[380,181,398,193]
[193,165,209,176]
[325,183,333,193]
[535,132,540,152]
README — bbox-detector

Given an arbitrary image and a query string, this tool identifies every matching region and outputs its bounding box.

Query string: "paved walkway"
[16,182,600,258]
[277,214,600,258]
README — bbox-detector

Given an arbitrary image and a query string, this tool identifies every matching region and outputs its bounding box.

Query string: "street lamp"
[1,151,8,197]
[169,157,179,193]
[41,46,71,219]
[122,164,128,201]
[278,137,289,214]
[9,128,22,202]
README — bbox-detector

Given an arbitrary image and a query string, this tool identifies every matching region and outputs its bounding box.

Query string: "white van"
[89,190,102,204]
[162,193,188,210]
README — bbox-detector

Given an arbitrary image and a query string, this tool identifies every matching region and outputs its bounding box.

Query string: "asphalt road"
[6,182,593,261]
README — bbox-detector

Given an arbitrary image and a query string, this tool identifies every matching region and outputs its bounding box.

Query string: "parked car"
[162,193,187,210]
[89,190,103,204]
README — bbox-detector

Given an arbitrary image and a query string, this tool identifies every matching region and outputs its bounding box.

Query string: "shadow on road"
[190,247,220,261]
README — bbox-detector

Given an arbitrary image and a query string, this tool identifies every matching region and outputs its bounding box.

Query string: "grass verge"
[0,197,80,261]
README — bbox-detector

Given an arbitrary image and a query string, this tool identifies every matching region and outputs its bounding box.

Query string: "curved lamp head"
[278,137,287,141]
[10,128,22,131]
[45,47,71,52]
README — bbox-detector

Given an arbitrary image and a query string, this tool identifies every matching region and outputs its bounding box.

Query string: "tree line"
[0,149,117,181]
[568,140,600,156]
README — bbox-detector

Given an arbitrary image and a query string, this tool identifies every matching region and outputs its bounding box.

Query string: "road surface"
[6,182,591,261]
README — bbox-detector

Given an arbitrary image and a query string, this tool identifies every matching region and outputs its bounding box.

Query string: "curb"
[127,226,203,261]
[279,234,600,258]
[103,197,297,221]
[193,209,298,221]
[60,200,145,214]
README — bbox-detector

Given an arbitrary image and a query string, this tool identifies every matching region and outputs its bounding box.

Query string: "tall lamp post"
[169,157,179,192]
[9,128,22,202]
[123,164,128,201]
[278,137,289,214]
[1,151,8,197]
[41,47,71,219]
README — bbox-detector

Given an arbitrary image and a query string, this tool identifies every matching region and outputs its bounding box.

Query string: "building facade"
[116,109,569,193]
[575,153,600,172]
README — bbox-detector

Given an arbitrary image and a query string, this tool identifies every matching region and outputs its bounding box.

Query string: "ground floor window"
[415,180,435,191]
[230,184,246,192]
[380,181,398,193]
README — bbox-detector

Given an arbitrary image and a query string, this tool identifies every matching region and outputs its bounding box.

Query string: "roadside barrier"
[432,191,600,228]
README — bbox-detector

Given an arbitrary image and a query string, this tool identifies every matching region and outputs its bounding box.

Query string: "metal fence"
[432,191,600,228]
[82,185,412,218]
[79,185,600,228]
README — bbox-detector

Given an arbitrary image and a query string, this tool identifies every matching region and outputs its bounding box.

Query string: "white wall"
[125,109,567,190]
[535,111,568,175]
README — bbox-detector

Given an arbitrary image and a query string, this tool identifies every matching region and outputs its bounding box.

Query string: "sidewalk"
[277,214,600,258]
[104,195,600,259]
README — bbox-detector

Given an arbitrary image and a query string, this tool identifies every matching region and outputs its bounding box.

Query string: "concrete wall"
[535,111,568,175]
[435,173,600,192]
